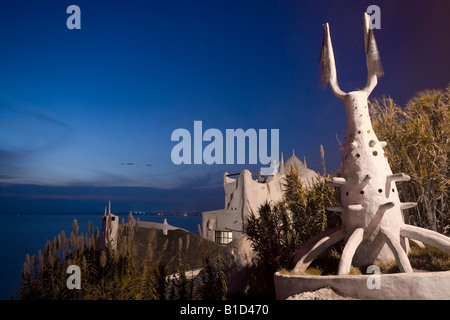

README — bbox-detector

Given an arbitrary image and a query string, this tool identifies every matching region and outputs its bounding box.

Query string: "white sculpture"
[293,13,450,274]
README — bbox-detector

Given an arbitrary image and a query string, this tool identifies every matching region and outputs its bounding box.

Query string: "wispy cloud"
[0,104,73,149]
[0,103,74,184]
[120,162,153,167]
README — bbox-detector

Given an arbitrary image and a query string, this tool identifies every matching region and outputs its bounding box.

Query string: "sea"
[0,212,202,299]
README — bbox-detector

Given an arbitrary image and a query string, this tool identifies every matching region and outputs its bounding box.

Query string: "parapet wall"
[274,271,450,300]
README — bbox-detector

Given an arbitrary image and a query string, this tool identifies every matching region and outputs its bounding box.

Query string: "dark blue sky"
[0,0,449,213]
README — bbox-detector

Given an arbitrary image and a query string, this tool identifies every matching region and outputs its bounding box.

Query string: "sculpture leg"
[337,228,364,275]
[352,231,387,267]
[293,225,344,265]
[292,227,345,274]
[409,238,425,249]
[400,224,450,255]
[380,227,413,273]
[400,235,410,253]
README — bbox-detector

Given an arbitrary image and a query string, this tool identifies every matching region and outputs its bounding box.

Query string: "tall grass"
[20,215,225,300]
[369,84,449,234]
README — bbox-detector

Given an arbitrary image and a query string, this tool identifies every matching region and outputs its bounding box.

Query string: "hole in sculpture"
[346,192,349,196]
[360,191,364,194]
[369,140,376,147]
[378,189,382,193]
[356,154,360,158]
[373,151,378,156]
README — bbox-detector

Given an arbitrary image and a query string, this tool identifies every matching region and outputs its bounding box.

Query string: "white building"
[100,201,119,250]
[201,151,320,244]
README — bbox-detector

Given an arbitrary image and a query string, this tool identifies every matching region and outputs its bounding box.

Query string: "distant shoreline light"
[0,211,201,217]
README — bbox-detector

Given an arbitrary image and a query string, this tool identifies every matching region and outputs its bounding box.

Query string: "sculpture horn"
[363,12,384,95]
[319,23,346,100]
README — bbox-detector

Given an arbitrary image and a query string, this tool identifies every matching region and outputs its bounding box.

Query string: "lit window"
[215,231,232,245]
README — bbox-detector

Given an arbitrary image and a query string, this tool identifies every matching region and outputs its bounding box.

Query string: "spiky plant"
[198,254,228,300]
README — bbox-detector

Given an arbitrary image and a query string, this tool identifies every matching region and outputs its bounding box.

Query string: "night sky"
[0,0,449,213]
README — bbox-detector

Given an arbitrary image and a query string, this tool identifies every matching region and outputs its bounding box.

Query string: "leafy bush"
[244,149,341,296]
[197,254,227,300]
